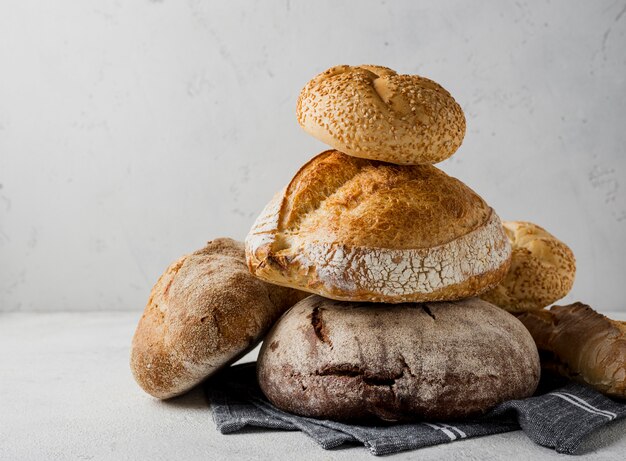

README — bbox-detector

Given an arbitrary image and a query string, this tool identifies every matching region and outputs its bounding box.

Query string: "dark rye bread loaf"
[257,296,540,422]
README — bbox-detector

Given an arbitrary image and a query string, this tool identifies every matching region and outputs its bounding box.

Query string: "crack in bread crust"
[277,151,366,233]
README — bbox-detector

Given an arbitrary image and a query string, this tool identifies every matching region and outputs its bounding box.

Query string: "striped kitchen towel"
[206,363,626,456]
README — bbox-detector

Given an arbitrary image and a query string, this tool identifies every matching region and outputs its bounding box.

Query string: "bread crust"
[130,238,306,399]
[517,303,626,399]
[296,65,466,165]
[480,221,576,312]
[258,296,540,422]
[246,151,511,303]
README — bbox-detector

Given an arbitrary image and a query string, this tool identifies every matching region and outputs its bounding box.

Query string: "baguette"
[517,303,626,398]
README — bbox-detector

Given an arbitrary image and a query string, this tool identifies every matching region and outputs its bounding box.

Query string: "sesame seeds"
[296,65,466,165]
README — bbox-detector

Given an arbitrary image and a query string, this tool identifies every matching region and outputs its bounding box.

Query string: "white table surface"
[1,311,625,461]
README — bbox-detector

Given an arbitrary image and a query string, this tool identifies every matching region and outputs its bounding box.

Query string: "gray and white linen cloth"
[205,363,626,456]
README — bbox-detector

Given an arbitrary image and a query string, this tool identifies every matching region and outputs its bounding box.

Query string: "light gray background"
[1,0,625,312]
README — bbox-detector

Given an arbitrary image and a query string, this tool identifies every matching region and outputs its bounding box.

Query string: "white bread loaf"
[246,150,511,303]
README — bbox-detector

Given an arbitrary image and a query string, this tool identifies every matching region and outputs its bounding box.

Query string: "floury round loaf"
[257,296,540,422]
[130,238,306,399]
[246,150,511,303]
[296,65,466,165]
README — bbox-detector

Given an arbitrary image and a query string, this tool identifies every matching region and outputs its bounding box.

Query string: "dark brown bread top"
[518,303,626,398]
[130,238,306,399]
[258,296,540,422]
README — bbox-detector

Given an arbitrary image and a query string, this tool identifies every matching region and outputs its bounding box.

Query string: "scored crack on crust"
[296,64,466,165]
[246,150,512,303]
[480,221,576,312]
[258,296,540,422]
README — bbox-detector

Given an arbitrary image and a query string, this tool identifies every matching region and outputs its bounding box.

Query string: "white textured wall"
[0,0,624,312]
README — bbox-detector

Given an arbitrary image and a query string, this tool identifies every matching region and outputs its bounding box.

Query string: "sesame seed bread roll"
[480,221,576,312]
[258,296,540,422]
[296,65,466,165]
[245,150,511,303]
[130,238,306,399]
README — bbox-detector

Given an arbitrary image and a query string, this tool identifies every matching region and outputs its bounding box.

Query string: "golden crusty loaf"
[296,65,465,165]
[246,150,511,303]
[258,296,540,422]
[480,221,576,312]
[518,303,625,399]
[130,238,306,399]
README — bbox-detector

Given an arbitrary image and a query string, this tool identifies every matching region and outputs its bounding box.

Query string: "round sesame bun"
[245,150,511,303]
[480,221,576,312]
[296,65,466,165]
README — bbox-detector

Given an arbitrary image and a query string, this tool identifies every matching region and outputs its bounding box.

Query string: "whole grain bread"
[130,238,306,399]
[246,150,511,303]
[257,295,540,422]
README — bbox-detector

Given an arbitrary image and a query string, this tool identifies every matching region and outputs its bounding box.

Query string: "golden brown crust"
[290,153,490,249]
[518,303,626,398]
[246,150,511,303]
[480,221,576,312]
[296,65,466,165]
[130,238,307,399]
[258,296,540,422]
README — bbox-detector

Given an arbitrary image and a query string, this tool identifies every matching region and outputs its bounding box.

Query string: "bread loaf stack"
[130,64,624,416]
[246,65,541,421]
